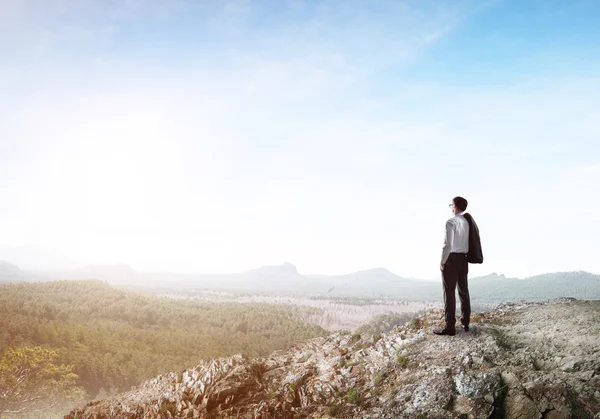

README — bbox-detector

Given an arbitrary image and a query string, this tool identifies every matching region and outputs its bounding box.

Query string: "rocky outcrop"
[66,299,600,418]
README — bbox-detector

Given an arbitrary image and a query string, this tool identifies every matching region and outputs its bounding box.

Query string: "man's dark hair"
[453,196,468,212]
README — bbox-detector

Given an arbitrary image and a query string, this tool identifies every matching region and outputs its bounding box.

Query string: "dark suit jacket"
[463,213,483,264]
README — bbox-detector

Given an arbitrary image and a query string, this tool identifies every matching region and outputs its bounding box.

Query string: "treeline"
[0,280,327,398]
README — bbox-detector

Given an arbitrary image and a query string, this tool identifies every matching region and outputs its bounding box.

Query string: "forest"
[0,280,328,405]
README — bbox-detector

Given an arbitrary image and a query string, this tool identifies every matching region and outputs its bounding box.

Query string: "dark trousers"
[442,253,471,329]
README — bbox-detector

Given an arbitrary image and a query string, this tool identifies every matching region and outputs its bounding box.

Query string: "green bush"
[347,387,361,404]
[396,354,409,369]
[373,371,384,386]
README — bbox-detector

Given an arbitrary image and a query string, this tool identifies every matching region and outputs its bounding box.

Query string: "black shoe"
[433,328,456,336]
[462,324,469,332]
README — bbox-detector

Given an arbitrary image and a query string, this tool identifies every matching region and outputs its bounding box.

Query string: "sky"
[1,0,599,279]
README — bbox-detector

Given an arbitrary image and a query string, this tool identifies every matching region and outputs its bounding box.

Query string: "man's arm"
[441,220,453,268]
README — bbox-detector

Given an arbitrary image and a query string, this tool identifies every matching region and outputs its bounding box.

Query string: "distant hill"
[0,260,25,283]
[249,262,300,276]
[132,269,600,303]
[468,271,600,303]
[304,267,430,299]
[3,259,599,303]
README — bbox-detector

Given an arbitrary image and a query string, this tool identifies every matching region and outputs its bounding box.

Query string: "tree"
[0,346,84,416]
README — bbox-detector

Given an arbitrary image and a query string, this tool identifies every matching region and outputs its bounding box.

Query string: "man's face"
[449,202,456,215]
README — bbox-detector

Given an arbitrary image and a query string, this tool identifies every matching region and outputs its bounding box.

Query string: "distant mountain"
[304,267,428,298]
[136,269,600,302]
[0,260,25,283]
[527,270,598,283]
[468,271,600,303]
[9,260,600,303]
[29,262,419,296]
[127,264,306,294]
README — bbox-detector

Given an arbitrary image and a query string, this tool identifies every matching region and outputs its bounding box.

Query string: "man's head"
[450,196,468,215]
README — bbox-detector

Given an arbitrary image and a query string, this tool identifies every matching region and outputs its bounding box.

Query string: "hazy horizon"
[1,1,599,279]
[1,247,598,282]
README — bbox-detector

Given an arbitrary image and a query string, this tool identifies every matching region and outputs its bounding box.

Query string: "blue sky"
[0,0,599,278]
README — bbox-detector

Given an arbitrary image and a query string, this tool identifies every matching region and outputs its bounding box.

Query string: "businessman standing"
[434,196,471,336]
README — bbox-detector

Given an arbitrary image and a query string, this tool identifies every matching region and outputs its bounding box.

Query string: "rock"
[544,408,570,419]
[454,370,502,399]
[560,355,584,372]
[504,389,541,419]
[350,365,363,377]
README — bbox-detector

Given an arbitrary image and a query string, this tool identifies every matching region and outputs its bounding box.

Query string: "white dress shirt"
[441,213,470,264]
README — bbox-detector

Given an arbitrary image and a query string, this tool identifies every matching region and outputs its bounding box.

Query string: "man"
[434,196,471,336]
